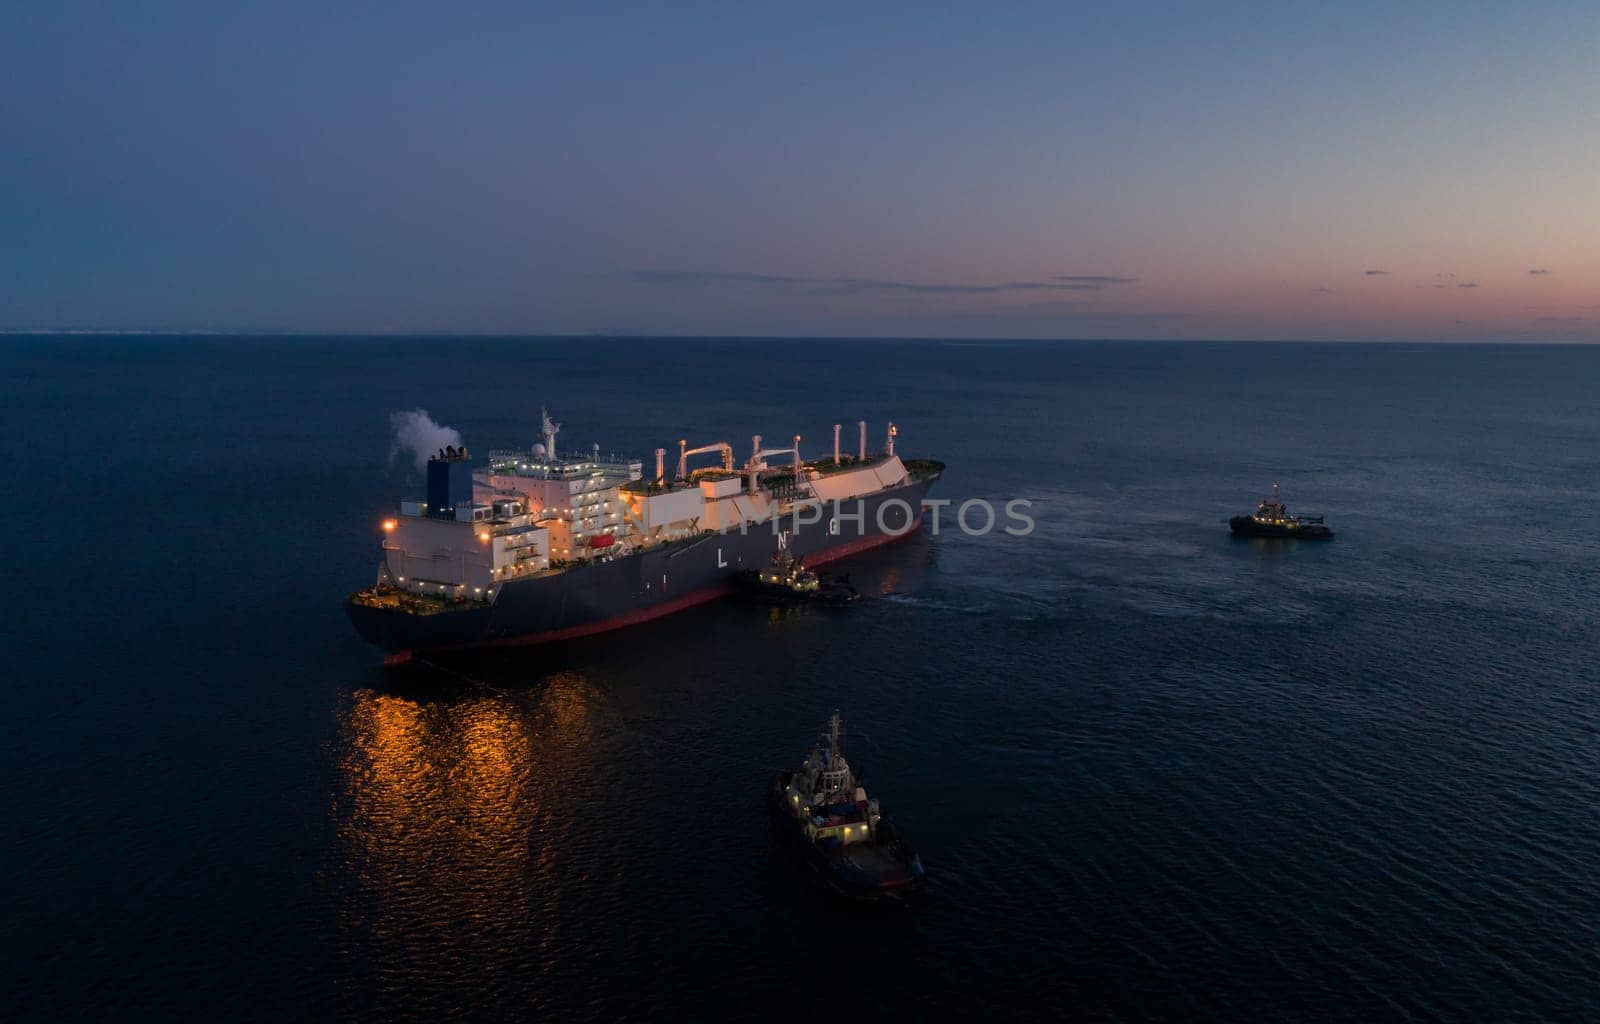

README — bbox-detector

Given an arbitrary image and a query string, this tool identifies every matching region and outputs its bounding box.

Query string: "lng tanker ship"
[346,411,942,660]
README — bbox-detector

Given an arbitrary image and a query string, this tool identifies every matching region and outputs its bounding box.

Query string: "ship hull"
[346,474,938,655]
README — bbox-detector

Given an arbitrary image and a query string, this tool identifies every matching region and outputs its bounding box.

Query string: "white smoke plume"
[390,409,462,473]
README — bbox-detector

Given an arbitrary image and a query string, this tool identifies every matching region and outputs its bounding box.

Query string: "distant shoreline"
[2,330,1597,347]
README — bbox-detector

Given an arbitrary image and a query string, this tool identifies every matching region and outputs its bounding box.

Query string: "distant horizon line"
[1,328,1597,346]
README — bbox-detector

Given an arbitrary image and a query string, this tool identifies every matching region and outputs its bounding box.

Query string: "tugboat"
[771,712,925,899]
[1229,483,1334,539]
[736,552,860,606]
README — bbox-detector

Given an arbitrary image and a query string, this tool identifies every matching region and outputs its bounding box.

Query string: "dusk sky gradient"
[3,2,1596,340]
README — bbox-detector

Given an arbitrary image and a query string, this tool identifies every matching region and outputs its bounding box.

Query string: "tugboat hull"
[734,572,860,606]
[1229,516,1334,539]
[770,771,924,900]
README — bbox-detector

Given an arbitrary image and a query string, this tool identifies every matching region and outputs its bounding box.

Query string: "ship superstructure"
[348,413,942,657]
[476,409,642,564]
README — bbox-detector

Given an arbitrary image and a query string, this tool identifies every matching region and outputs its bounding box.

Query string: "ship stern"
[344,590,494,654]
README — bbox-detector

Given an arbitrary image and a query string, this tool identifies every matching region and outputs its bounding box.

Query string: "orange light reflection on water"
[331,672,599,1006]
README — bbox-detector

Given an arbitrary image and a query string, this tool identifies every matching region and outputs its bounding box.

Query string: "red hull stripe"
[416,517,924,657]
[802,515,922,569]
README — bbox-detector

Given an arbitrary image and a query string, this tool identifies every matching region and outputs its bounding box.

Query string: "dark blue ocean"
[5,337,1599,1020]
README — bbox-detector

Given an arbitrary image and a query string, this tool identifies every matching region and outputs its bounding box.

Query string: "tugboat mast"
[818,710,852,795]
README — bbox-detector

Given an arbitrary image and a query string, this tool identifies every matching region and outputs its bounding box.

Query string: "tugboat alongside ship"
[1229,483,1334,540]
[772,712,925,900]
[735,551,860,606]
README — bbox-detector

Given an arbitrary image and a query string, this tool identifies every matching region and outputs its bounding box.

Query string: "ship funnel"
[677,439,687,481]
[858,420,867,461]
[654,448,665,485]
[426,447,474,519]
[833,423,841,464]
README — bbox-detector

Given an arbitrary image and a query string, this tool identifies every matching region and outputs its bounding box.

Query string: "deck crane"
[744,433,804,492]
[675,439,735,482]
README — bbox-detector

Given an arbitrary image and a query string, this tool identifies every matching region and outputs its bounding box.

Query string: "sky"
[2,1,1597,341]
